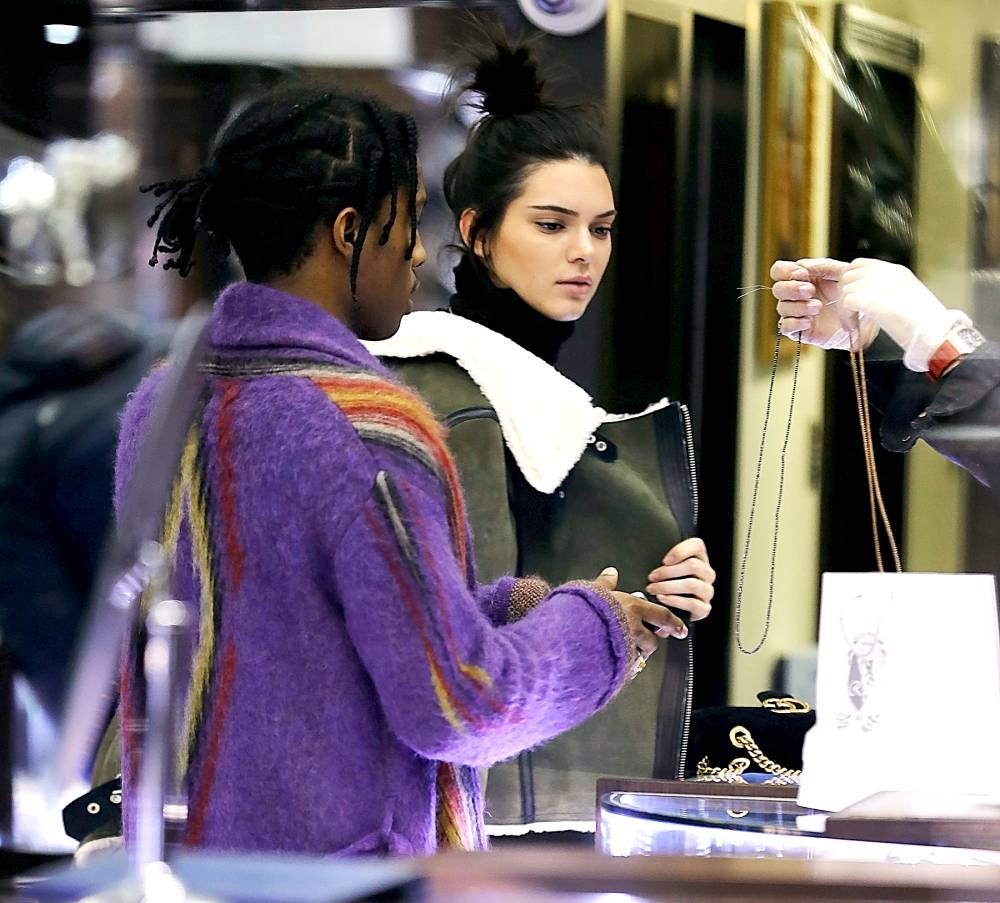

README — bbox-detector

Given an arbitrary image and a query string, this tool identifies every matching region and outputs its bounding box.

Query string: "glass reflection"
[1,0,999,869]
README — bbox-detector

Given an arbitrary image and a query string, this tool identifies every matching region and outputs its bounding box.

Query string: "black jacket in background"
[0,306,168,715]
[863,332,1000,491]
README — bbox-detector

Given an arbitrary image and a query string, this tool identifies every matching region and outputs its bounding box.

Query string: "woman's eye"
[592,225,613,239]
[537,221,564,232]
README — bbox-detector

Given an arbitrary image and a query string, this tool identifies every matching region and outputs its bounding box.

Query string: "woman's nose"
[569,229,594,262]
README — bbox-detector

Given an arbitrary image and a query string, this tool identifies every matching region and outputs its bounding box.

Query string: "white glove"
[840,258,969,372]
[772,258,879,351]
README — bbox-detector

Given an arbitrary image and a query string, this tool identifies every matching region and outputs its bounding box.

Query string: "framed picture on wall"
[758,1,819,363]
[975,39,1000,272]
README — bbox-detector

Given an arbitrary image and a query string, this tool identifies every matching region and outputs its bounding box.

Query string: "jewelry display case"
[597,778,1000,865]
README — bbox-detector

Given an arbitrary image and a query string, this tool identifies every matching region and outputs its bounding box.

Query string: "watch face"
[953,326,986,354]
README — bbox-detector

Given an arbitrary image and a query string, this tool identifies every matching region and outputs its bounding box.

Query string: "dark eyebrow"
[529,204,617,218]
[530,205,576,216]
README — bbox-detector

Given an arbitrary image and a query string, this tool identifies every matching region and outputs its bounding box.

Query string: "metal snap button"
[87,802,101,815]
[595,440,608,452]
[110,791,122,805]
[557,490,566,499]
[587,435,596,444]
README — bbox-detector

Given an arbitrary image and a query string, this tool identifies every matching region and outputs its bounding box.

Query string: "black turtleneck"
[450,255,575,366]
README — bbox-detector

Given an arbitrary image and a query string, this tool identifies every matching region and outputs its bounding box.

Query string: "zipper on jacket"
[677,640,695,778]
[676,402,698,779]
[444,406,499,429]
[679,402,699,529]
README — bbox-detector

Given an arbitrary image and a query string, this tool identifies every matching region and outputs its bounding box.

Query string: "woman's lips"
[557,278,592,299]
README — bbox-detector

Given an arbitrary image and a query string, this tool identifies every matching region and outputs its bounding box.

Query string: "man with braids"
[109,84,673,857]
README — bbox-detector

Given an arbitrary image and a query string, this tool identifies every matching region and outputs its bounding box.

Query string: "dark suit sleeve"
[868,334,1000,489]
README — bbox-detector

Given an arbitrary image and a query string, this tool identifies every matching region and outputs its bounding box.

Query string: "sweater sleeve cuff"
[506,576,551,623]
[563,580,640,681]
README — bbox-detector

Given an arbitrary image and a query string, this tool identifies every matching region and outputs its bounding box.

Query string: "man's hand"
[645,537,715,622]
[594,567,686,662]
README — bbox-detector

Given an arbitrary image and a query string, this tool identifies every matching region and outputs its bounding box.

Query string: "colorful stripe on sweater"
[370,471,503,722]
[131,385,241,796]
[202,357,472,580]
[199,356,490,850]
[436,761,486,851]
[367,470,506,851]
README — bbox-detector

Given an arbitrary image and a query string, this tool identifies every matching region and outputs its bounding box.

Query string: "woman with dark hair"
[369,37,716,834]
[108,83,676,857]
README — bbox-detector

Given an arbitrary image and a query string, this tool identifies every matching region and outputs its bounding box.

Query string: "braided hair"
[443,30,606,272]
[142,84,420,298]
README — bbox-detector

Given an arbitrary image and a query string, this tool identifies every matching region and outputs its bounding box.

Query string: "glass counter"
[599,789,1000,866]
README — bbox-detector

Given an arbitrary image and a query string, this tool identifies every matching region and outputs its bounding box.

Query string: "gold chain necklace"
[848,339,901,571]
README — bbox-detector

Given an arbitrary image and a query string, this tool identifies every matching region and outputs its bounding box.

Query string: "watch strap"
[928,340,962,382]
[928,324,985,382]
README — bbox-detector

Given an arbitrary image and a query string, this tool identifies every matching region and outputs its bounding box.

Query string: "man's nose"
[412,231,428,267]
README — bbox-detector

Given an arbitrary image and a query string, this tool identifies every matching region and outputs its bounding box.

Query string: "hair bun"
[467,39,546,120]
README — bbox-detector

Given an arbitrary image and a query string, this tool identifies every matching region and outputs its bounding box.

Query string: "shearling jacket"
[369,309,696,830]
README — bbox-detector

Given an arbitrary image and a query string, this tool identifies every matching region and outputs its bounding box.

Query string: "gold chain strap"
[695,756,751,783]
[761,696,811,714]
[694,697,811,784]
[695,754,799,786]
[728,726,801,780]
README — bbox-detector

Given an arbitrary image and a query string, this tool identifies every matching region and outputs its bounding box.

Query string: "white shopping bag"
[797,572,1000,812]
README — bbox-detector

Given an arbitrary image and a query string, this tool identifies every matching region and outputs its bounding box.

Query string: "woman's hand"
[645,537,715,622]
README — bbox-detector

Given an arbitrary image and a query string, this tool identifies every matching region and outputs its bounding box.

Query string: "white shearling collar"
[365,310,669,494]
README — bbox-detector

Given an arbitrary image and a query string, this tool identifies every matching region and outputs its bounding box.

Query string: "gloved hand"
[839,258,969,372]
[771,258,879,351]
[772,257,969,370]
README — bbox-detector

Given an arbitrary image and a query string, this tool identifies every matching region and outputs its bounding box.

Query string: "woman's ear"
[332,207,360,258]
[458,208,478,252]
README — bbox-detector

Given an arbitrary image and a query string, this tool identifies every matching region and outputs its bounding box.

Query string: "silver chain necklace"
[734,317,902,655]
[734,326,801,655]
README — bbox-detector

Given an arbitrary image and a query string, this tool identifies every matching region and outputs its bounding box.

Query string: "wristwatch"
[928,323,985,382]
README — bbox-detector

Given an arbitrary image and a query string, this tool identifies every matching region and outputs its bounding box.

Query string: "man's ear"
[332,207,360,258]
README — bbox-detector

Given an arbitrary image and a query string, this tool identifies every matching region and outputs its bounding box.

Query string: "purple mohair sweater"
[115,283,634,857]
